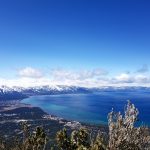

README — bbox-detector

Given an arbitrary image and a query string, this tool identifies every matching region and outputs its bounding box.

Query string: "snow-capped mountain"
[0,85,27,101]
[0,85,90,100]
[0,85,150,101]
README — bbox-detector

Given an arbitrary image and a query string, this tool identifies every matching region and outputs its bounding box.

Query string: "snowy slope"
[0,85,150,101]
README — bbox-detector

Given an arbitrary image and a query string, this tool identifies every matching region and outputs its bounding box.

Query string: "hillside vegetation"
[0,101,150,150]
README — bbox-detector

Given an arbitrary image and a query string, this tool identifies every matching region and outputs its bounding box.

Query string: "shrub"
[0,100,150,150]
[108,100,150,150]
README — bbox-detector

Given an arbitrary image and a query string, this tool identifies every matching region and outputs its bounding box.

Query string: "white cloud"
[48,68,109,87]
[135,74,150,83]
[18,67,43,78]
[112,73,150,86]
[51,68,108,81]
[0,77,52,87]
[0,67,150,87]
[114,73,134,83]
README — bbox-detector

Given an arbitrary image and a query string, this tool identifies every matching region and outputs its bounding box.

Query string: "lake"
[22,92,150,125]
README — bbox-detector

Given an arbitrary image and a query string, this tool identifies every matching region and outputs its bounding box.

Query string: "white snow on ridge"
[0,85,79,93]
[0,84,150,94]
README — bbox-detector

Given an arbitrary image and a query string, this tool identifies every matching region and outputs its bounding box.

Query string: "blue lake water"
[22,92,150,125]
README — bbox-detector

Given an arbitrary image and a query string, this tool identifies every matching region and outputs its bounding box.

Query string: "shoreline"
[0,98,108,131]
[21,95,109,126]
[21,97,108,128]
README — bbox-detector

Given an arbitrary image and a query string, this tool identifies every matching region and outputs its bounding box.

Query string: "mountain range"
[0,85,150,101]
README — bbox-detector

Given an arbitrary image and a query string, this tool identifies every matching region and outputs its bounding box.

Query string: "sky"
[0,0,150,87]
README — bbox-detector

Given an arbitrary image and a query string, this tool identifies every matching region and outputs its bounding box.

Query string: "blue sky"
[0,0,150,87]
